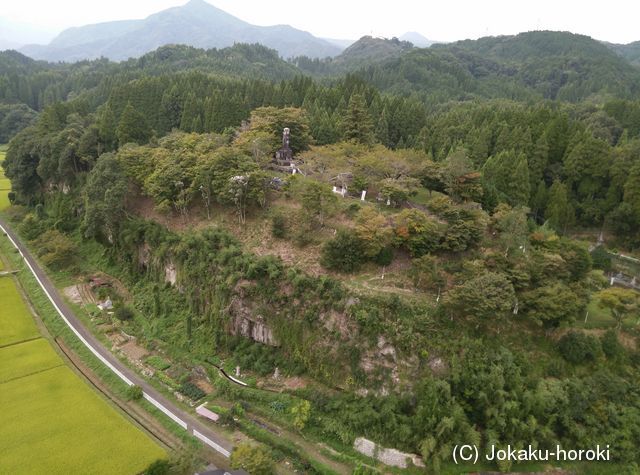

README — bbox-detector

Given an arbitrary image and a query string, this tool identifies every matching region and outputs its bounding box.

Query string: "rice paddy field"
[0,145,9,210]
[0,244,165,474]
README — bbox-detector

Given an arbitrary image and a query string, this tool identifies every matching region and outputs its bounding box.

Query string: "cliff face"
[125,223,433,391]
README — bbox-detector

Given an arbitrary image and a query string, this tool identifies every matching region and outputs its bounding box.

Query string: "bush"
[31,229,76,270]
[320,230,366,272]
[601,329,625,361]
[114,306,135,321]
[558,331,602,364]
[230,442,275,475]
[271,213,287,238]
[143,459,170,475]
[590,246,612,272]
[126,385,144,401]
[374,247,394,266]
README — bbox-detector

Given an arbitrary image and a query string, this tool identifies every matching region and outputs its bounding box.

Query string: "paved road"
[0,218,233,459]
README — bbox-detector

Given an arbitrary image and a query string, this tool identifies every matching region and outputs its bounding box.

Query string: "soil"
[119,339,150,361]
[63,285,83,305]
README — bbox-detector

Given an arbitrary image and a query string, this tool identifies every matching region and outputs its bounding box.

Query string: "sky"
[2,0,640,45]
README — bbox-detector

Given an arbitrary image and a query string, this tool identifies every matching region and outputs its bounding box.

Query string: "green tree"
[597,287,640,329]
[117,102,152,146]
[236,107,312,155]
[482,150,530,206]
[230,442,275,475]
[343,93,373,145]
[410,254,444,291]
[32,229,76,270]
[82,153,128,242]
[354,207,393,258]
[520,283,583,329]
[445,272,516,322]
[394,209,444,257]
[298,179,338,229]
[321,230,366,272]
[558,331,602,364]
[98,103,117,152]
[545,180,574,234]
[442,148,482,202]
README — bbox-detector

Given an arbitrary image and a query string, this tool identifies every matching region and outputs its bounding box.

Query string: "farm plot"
[0,277,40,347]
[0,148,9,210]
[0,268,165,474]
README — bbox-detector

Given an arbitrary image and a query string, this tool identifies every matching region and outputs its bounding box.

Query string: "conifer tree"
[116,102,151,146]
[546,180,575,234]
[343,93,373,145]
[98,103,117,152]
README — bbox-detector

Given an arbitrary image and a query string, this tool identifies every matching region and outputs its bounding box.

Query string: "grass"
[0,240,166,474]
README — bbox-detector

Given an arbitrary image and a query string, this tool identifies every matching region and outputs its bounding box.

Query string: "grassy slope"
[0,242,165,474]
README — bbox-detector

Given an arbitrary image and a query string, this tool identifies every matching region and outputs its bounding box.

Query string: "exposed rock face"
[137,243,151,268]
[229,296,279,346]
[164,262,177,286]
[353,437,424,469]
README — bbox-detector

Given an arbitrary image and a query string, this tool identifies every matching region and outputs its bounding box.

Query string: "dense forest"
[2,30,640,473]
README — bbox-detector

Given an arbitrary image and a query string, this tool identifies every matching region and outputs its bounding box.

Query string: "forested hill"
[295,31,640,104]
[351,31,640,103]
[607,40,640,67]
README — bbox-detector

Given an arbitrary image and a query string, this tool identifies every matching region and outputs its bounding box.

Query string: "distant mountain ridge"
[19,0,342,62]
[399,32,435,47]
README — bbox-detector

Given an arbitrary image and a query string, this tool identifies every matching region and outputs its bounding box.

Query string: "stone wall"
[353,437,424,469]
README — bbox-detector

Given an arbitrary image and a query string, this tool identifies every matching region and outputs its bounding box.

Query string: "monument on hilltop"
[271,127,301,174]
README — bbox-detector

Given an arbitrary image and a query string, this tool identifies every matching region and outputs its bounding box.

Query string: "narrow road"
[0,218,233,459]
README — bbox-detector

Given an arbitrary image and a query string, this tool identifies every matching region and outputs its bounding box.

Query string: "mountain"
[399,32,435,48]
[606,40,640,67]
[19,0,341,62]
[0,17,57,50]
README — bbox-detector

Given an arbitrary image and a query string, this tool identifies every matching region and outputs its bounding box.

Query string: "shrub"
[374,247,394,266]
[558,331,602,364]
[601,329,625,361]
[230,442,275,475]
[126,385,144,401]
[320,230,366,272]
[271,213,287,238]
[590,246,612,272]
[31,229,76,270]
[114,306,135,321]
[143,459,170,475]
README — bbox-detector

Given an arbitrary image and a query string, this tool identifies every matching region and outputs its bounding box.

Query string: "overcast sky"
[2,0,640,44]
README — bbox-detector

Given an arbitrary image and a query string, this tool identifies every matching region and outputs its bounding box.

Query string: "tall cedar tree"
[117,102,152,146]
[343,93,373,145]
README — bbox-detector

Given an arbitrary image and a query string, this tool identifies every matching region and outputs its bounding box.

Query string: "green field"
[0,147,9,210]
[0,260,165,474]
[0,277,40,347]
